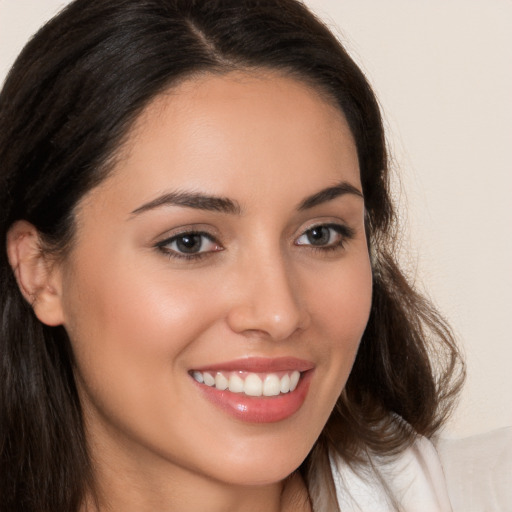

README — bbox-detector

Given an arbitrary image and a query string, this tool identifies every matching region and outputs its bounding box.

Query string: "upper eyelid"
[154,226,220,244]
[303,221,351,231]
[295,221,355,237]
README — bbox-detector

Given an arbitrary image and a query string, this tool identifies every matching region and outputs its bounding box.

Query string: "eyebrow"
[297,181,363,210]
[130,191,242,216]
[130,180,362,217]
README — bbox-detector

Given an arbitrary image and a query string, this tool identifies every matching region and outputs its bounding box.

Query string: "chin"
[200,439,311,487]
[214,462,302,487]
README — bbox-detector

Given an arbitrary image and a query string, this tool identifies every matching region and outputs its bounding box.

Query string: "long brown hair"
[0,1,464,510]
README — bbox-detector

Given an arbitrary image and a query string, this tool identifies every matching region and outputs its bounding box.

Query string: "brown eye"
[157,231,222,259]
[174,234,205,253]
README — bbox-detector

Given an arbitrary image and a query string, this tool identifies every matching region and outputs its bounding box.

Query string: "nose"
[225,252,310,341]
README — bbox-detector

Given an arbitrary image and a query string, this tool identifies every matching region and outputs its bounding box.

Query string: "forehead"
[86,70,360,216]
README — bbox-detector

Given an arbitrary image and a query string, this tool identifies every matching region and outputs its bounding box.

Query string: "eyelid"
[296,221,355,239]
[155,228,223,260]
[294,222,355,249]
[153,223,221,242]
[156,229,216,245]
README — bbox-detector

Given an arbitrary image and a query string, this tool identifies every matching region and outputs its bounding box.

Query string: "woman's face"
[56,71,372,488]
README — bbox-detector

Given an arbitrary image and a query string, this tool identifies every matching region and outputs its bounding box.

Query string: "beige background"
[1,0,511,439]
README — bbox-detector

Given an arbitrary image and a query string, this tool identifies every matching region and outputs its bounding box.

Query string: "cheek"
[60,251,238,465]
[306,256,372,347]
[63,249,219,352]
[303,253,373,396]
[60,250,223,416]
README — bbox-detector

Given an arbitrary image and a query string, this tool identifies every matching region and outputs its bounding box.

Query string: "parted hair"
[0,1,464,510]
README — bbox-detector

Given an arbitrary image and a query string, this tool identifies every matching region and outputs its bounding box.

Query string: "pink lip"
[190,357,315,423]
[192,356,315,373]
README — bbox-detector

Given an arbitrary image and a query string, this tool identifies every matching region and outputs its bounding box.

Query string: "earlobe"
[6,220,65,326]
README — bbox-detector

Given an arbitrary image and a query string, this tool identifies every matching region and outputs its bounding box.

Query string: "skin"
[10,71,372,511]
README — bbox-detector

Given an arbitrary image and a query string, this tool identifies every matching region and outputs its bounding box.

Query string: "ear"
[6,220,65,326]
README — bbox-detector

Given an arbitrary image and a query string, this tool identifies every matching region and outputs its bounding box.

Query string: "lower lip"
[192,371,313,423]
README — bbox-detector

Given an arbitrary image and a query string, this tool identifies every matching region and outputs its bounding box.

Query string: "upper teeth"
[192,370,301,397]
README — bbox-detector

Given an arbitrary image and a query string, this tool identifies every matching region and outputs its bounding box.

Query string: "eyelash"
[155,230,221,261]
[295,223,355,253]
[155,223,355,261]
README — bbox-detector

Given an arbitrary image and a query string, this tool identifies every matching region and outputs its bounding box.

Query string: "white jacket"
[330,437,452,512]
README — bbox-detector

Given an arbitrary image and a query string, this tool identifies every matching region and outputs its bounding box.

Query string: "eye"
[156,231,222,259]
[295,223,353,250]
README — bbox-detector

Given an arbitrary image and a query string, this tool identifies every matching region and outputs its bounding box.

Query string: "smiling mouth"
[190,358,314,422]
[190,370,302,397]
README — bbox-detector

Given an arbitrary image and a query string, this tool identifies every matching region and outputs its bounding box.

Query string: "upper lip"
[191,357,315,373]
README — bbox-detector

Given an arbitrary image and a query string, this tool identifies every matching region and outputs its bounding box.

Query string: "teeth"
[192,370,303,397]
[228,373,244,393]
[203,372,215,387]
[244,374,263,396]
[263,374,281,396]
[290,370,300,391]
[215,373,229,390]
[280,374,291,393]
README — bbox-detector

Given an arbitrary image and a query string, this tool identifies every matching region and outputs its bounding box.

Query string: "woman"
[0,1,464,510]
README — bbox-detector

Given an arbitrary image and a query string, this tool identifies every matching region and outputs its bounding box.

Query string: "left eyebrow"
[297,181,363,211]
[130,191,242,216]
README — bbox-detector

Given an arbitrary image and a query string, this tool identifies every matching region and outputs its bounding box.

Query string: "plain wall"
[1,0,511,439]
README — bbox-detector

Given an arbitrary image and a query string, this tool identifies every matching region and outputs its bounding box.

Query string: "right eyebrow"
[130,191,243,217]
[297,181,363,211]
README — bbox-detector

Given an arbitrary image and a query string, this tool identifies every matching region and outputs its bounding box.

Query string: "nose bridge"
[226,243,307,340]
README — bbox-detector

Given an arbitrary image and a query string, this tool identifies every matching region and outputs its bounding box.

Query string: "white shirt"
[330,437,452,512]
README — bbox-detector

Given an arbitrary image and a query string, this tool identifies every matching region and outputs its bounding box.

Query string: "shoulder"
[330,436,452,512]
